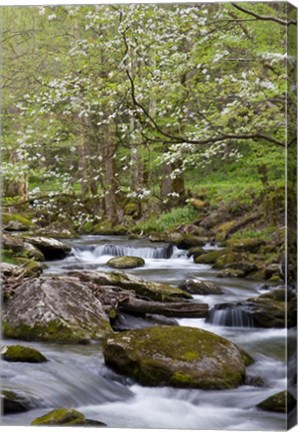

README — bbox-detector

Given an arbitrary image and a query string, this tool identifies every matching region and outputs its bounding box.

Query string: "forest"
[1,2,297,430]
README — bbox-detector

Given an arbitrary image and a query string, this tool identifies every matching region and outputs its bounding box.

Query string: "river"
[1,235,295,430]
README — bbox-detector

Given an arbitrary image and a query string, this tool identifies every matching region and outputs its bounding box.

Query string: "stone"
[188,198,209,210]
[107,256,145,269]
[194,248,228,265]
[21,236,71,260]
[227,238,265,253]
[3,213,35,231]
[175,234,209,249]
[187,247,206,259]
[179,278,223,295]
[103,326,246,389]
[71,270,191,302]
[31,408,106,426]
[1,344,47,363]
[257,391,296,413]
[2,390,32,415]
[124,202,139,217]
[3,276,112,342]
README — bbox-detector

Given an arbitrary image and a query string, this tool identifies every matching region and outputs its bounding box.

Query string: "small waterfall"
[72,244,174,260]
[208,305,254,328]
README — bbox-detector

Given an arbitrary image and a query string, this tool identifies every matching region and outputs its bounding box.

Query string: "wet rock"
[31,408,107,426]
[107,256,145,269]
[257,391,296,413]
[1,345,47,363]
[217,268,247,278]
[103,326,246,389]
[194,249,228,265]
[2,390,32,414]
[187,247,206,259]
[3,276,112,342]
[179,278,223,295]
[21,236,71,260]
[71,270,191,302]
[245,375,265,387]
[175,234,208,249]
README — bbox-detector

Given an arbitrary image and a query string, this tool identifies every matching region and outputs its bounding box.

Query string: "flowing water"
[2,235,295,430]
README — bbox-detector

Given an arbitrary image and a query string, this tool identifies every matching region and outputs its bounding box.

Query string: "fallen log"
[118,296,209,318]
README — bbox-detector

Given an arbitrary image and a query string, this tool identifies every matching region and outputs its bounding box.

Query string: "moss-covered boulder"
[175,234,208,249]
[187,247,206,260]
[21,236,71,260]
[31,408,106,426]
[3,276,112,342]
[179,278,223,295]
[107,256,145,269]
[2,233,25,253]
[71,270,191,302]
[3,213,35,231]
[194,248,227,265]
[2,234,45,261]
[257,391,296,413]
[227,238,265,253]
[1,345,47,363]
[2,390,32,414]
[103,326,246,389]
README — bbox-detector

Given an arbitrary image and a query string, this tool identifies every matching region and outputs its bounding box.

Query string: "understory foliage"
[2,3,294,226]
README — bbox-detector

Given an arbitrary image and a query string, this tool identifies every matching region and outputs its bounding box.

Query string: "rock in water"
[1,345,47,363]
[31,408,107,426]
[179,278,223,295]
[3,277,112,342]
[107,256,145,269]
[21,236,71,260]
[257,391,296,413]
[103,326,246,389]
[2,390,33,414]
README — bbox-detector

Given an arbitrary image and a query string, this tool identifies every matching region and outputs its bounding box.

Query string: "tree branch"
[231,3,297,26]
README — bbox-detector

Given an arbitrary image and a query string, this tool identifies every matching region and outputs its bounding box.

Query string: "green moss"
[107,256,145,269]
[31,408,86,426]
[194,249,227,265]
[3,213,34,228]
[2,345,47,363]
[257,391,296,413]
[214,220,238,242]
[172,372,193,384]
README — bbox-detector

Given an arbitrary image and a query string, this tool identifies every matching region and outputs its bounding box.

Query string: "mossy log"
[118,296,209,318]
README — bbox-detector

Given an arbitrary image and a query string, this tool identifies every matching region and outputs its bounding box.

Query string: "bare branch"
[231,3,297,26]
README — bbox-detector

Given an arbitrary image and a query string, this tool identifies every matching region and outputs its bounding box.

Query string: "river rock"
[3,276,112,342]
[179,278,223,295]
[1,345,47,363]
[226,238,265,253]
[2,233,45,261]
[31,408,107,426]
[194,248,227,264]
[103,326,246,389]
[107,256,145,269]
[112,312,178,331]
[175,234,209,249]
[2,390,33,414]
[0,263,19,278]
[257,391,296,413]
[187,247,206,259]
[71,270,191,302]
[21,236,71,260]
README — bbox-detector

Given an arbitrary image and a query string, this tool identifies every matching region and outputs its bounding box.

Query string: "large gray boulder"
[3,277,112,342]
[103,326,247,389]
[22,236,71,260]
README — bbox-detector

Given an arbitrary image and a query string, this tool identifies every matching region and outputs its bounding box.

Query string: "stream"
[2,235,295,430]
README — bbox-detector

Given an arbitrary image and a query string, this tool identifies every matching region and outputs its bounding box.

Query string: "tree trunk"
[103,124,120,226]
[119,296,209,318]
